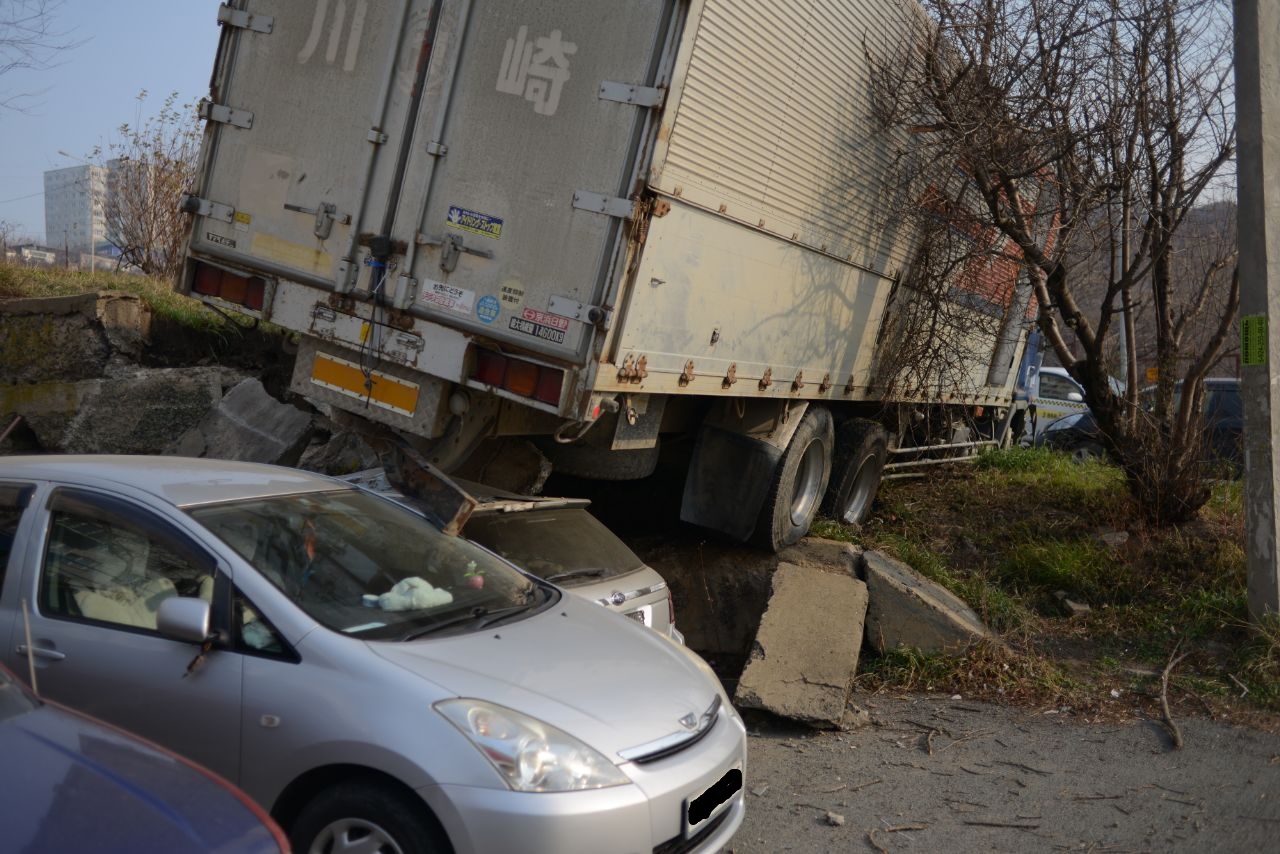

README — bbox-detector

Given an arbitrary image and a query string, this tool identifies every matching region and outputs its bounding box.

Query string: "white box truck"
[181,0,1031,550]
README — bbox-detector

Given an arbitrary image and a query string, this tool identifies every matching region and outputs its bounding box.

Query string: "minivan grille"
[619,696,721,764]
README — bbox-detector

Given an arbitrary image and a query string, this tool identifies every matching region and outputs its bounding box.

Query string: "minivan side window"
[0,484,34,591]
[40,490,215,633]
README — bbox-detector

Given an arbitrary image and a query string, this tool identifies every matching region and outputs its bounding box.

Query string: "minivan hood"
[368,594,724,761]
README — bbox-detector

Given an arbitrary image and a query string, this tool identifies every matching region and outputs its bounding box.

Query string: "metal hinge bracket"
[199,99,254,129]
[549,295,607,325]
[598,81,666,108]
[425,141,448,156]
[283,202,348,240]
[572,190,634,219]
[217,4,274,33]
[416,233,495,273]
[180,195,235,223]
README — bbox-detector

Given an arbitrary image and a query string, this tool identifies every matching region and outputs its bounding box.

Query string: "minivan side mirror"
[157,597,211,644]
[1067,392,1084,403]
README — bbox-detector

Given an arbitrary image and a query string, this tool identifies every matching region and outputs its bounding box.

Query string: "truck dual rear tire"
[750,407,834,552]
[822,419,888,527]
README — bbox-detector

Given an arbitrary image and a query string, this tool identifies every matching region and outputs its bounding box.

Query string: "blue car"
[1,663,288,854]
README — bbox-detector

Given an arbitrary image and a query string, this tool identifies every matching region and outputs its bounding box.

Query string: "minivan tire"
[290,780,450,854]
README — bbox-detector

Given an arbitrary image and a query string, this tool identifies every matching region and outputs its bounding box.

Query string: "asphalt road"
[733,693,1280,853]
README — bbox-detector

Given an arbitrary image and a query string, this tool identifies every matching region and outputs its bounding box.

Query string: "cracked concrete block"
[734,563,869,728]
[170,377,313,466]
[1,367,227,453]
[862,550,991,654]
[0,292,150,384]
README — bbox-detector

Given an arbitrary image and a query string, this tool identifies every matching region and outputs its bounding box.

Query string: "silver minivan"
[342,470,683,643]
[0,456,745,854]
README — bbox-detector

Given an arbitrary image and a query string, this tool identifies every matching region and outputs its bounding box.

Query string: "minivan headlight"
[436,699,630,792]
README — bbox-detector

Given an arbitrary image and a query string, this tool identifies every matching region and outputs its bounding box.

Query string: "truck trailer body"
[182,0,1031,549]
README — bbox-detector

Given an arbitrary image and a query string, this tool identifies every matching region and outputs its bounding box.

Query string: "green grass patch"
[821,445,1273,717]
[0,262,289,367]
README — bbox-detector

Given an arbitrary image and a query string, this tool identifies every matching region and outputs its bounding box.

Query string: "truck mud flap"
[680,425,782,542]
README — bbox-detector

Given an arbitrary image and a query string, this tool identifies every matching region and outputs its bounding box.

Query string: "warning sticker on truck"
[420,280,474,314]
[446,206,503,239]
[509,315,566,344]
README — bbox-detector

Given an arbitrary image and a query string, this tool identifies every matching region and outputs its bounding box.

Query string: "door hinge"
[598,81,666,108]
[180,195,235,223]
[416,233,495,273]
[572,191,635,220]
[549,295,607,325]
[216,4,274,33]
[283,202,349,240]
[425,141,448,156]
[199,99,254,129]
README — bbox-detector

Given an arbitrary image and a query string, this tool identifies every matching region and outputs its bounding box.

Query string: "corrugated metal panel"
[653,0,921,277]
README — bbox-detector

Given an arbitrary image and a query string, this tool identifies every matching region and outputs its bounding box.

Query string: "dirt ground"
[733,692,1280,853]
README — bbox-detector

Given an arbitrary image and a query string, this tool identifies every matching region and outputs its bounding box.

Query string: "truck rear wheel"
[751,407,834,551]
[822,419,888,526]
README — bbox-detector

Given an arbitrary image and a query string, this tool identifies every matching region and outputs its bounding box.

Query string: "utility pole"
[1235,0,1280,621]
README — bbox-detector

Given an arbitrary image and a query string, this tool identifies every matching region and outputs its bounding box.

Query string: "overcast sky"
[0,0,221,243]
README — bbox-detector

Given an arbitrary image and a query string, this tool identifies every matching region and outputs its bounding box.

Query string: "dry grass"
[816,447,1278,726]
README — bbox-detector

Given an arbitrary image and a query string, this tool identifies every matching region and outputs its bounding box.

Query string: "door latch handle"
[16,644,66,662]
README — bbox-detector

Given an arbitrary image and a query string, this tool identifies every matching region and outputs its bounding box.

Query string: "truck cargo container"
[182,0,1032,550]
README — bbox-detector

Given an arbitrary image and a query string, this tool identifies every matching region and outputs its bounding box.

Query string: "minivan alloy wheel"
[308,817,404,854]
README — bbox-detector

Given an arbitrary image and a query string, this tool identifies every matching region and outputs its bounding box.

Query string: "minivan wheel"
[290,781,450,854]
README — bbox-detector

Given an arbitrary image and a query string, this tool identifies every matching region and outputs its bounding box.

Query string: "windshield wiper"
[400,598,538,641]
[544,567,607,583]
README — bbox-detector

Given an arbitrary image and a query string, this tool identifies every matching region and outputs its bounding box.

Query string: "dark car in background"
[1,665,287,854]
[1036,378,1242,470]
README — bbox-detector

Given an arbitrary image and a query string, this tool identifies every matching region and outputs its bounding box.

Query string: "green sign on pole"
[1242,315,1268,366]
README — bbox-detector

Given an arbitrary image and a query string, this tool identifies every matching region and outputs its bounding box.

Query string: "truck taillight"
[193,262,265,311]
[471,349,564,406]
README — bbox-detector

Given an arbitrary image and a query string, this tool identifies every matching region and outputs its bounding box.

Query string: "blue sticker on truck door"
[447,206,503,239]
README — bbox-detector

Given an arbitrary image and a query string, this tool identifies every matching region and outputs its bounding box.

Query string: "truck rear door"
[189,0,435,290]
[391,0,675,364]
[188,0,675,368]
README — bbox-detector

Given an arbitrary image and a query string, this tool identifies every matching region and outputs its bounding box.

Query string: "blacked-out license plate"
[684,766,742,836]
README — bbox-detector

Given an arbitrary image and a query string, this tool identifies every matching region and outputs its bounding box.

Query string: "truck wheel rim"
[840,454,877,524]
[789,439,825,527]
[309,818,404,854]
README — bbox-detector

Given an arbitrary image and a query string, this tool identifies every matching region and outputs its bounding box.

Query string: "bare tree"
[0,0,79,111]
[93,91,200,282]
[871,0,1237,524]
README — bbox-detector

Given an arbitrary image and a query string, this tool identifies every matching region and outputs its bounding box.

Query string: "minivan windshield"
[463,508,644,584]
[188,489,551,640]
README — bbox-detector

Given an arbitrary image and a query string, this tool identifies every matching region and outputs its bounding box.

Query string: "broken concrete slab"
[1,367,228,454]
[170,377,313,466]
[0,291,150,384]
[297,423,382,475]
[734,563,869,729]
[630,536,861,663]
[861,550,991,654]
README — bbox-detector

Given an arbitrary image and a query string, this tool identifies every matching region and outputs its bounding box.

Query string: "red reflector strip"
[474,350,507,386]
[471,349,564,407]
[534,368,563,405]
